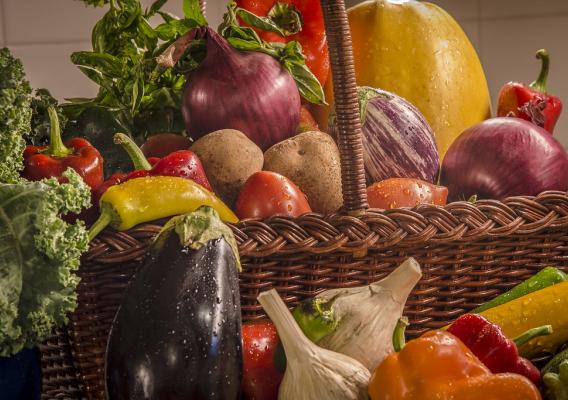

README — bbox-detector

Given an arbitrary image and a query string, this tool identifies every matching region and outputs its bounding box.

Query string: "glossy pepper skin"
[114,133,212,190]
[497,49,562,134]
[241,321,284,400]
[448,314,549,385]
[88,176,238,241]
[22,107,103,188]
[236,0,329,86]
[369,325,541,400]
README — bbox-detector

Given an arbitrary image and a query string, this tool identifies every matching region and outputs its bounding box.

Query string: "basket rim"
[90,190,568,258]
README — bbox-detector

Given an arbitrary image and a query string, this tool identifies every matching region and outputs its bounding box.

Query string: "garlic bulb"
[317,257,422,371]
[257,289,370,400]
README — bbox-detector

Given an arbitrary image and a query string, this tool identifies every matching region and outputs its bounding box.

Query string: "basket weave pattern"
[40,192,568,398]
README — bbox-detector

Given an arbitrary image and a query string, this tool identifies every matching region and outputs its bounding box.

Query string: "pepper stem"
[43,107,72,157]
[88,211,113,242]
[113,133,152,171]
[393,317,409,352]
[268,2,303,36]
[529,49,550,93]
[512,325,553,347]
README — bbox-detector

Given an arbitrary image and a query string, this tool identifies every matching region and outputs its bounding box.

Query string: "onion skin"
[182,28,300,151]
[440,117,568,201]
[330,87,439,184]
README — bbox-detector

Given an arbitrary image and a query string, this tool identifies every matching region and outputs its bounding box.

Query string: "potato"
[264,131,343,214]
[191,129,263,206]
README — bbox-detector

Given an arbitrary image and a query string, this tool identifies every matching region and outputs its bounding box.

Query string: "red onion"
[441,117,568,201]
[330,87,439,184]
[182,27,300,151]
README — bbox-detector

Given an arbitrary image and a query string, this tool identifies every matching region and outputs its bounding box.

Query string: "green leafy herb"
[0,169,90,356]
[65,0,204,144]
[218,2,325,105]
[0,48,32,184]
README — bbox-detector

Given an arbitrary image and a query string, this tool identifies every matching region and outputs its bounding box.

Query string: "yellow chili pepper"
[479,280,568,358]
[88,176,238,241]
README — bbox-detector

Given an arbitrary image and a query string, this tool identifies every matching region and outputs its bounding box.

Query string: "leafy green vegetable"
[64,0,204,144]
[0,48,32,184]
[218,2,325,105]
[0,169,90,356]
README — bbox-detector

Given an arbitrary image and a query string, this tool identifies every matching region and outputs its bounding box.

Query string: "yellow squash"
[314,0,492,161]
[479,280,568,359]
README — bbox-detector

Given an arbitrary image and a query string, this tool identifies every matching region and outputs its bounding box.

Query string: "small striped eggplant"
[105,207,242,400]
[330,87,439,184]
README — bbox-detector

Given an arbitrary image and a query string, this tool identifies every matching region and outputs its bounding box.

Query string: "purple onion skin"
[331,87,439,184]
[182,28,300,151]
[441,117,568,201]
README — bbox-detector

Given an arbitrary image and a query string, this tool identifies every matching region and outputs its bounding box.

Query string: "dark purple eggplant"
[105,207,242,400]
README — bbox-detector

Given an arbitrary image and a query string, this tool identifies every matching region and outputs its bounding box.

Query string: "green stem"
[393,317,409,352]
[268,3,303,36]
[44,107,72,157]
[113,133,152,171]
[513,325,553,347]
[529,49,550,93]
[88,211,113,242]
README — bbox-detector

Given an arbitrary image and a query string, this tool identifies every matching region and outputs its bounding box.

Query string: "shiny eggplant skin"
[105,234,242,400]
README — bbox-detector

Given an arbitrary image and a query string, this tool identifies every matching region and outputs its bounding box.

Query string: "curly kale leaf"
[76,0,110,6]
[0,48,32,184]
[0,169,90,356]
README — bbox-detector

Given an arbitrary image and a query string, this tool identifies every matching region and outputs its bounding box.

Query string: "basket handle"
[320,0,368,214]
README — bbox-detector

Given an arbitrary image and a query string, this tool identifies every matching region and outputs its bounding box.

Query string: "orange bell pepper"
[368,320,541,400]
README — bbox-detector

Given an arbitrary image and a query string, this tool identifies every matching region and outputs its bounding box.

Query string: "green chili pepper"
[473,267,568,313]
[544,360,568,400]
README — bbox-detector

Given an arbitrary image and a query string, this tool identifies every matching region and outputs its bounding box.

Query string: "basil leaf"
[236,8,285,36]
[183,0,207,26]
[146,0,168,17]
[71,51,123,78]
[284,60,326,105]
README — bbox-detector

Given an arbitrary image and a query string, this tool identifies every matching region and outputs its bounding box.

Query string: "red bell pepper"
[447,313,552,385]
[236,0,329,86]
[22,107,103,188]
[241,321,284,400]
[93,133,212,205]
[497,49,563,133]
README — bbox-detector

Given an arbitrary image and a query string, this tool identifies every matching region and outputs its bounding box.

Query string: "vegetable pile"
[1,0,568,399]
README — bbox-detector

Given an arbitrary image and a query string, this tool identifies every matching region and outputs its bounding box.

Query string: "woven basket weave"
[39,0,568,398]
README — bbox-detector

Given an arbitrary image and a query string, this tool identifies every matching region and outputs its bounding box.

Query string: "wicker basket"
[39,0,568,398]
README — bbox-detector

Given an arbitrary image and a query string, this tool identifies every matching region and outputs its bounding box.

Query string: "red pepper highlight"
[236,0,330,86]
[497,49,563,133]
[447,313,552,386]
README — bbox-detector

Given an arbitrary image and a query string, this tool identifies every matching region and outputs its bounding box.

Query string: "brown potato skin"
[191,129,264,207]
[264,131,343,214]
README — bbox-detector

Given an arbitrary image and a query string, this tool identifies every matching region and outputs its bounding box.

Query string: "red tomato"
[236,171,312,219]
[367,178,448,209]
[242,321,284,400]
[140,133,192,158]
